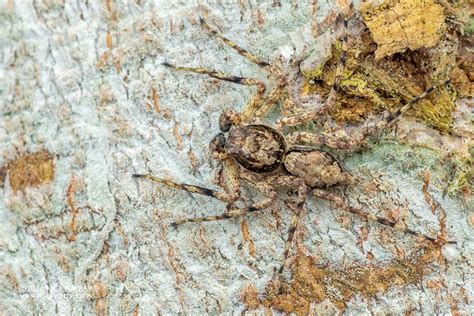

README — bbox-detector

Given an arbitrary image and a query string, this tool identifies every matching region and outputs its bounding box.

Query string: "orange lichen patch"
[66,176,81,242]
[246,243,442,314]
[106,32,113,49]
[173,123,183,151]
[241,219,256,257]
[92,281,108,299]
[361,0,446,60]
[151,88,161,113]
[422,170,439,214]
[7,151,54,192]
[241,284,260,310]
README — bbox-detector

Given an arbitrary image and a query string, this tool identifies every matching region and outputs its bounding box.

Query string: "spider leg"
[199,18,280,76]
[167,19,291,123]
[287,80,451,151]
[275,10,350,129]
[163,62,268,122]
[162,62,266,89]
[133,173,236,203]
[275,176,308,275]
[198,18,291,122]
[163,62,286,124]
[239,172,309,274]
[244,76,288,122]
[312,188,456,244]
[217,157,241,202]
[172,177,277,226]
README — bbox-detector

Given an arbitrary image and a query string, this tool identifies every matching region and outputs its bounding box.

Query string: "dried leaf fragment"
[361,0,446,60]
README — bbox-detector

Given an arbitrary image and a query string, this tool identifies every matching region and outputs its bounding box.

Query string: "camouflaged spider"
[133,15,453,275]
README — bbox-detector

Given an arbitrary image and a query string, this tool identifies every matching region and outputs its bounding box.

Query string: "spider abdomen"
[226,124,286,173]
[283,148,354,188]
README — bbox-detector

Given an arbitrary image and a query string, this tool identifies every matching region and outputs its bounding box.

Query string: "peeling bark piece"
[361,0,446,60]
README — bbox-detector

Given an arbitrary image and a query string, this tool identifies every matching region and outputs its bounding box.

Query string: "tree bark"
[0,1,471,314]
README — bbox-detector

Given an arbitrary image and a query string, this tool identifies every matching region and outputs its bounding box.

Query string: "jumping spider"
[134,13,453,276]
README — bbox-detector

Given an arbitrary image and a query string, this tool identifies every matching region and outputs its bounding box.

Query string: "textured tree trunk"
[0,0,471,314]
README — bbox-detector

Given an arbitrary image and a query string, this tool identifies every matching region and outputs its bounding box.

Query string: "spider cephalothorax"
[133,16,454,277]
[216,119,286,173]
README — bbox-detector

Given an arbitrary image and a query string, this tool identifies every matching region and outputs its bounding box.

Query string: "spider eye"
[209,133,226,153]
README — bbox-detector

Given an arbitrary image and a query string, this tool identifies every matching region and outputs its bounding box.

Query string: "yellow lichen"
[297,24,458,131]
[445,149,473,198]
[414,86,457,133]
[300,60,327,82]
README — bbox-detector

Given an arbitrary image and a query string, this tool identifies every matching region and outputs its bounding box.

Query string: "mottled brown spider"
[133,13,453,276]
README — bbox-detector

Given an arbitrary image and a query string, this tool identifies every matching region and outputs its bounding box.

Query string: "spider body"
[134,14,454,277]
[214,120,353,188]
[283,146,354,188]
[223,124,285,173]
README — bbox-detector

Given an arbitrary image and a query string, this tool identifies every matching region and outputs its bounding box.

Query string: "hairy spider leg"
[250,77,288,120]
[312,188,456,244]
[287,79,452,151]
[162,62,266,88]
[171,178,277,226]
[198,18,292,122]
[133,173,237,203]
[163,59,285,123]
[199,18,280,76]
[217,157,241,202]
[275,9,351,129]
[162,62,267,123]
[275,176,308,275]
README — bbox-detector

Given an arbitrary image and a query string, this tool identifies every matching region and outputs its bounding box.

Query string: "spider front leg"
[165,17,293,124]
[172,62,288,124]
[163,62,267,120]
[172,176,277,226]
[134,148,242,208]
[286,80,451,151]
[178,18,289,122]
[162,60,285,123]
[312,188,456,244]
[199,18,281,77]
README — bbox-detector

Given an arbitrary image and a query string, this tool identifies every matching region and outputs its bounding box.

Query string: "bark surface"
[0,1,471,314]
